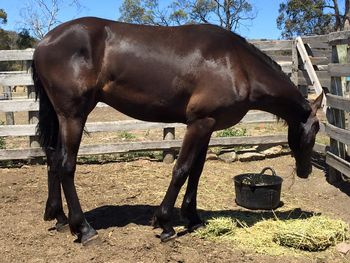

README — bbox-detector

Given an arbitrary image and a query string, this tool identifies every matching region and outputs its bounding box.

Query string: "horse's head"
[288,93,323,178]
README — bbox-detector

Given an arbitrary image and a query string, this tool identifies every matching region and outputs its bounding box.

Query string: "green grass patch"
[215,127,247,138]
[77,151,163,164]
[119,131,136,140]
[0,121,5,149]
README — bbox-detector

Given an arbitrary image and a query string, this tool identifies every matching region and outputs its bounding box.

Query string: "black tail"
[32,60,59,151]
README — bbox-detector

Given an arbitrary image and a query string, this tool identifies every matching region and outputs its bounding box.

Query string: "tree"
[0,9,35,71]
[0,9,10,50]
[277,0,350,38]
[16,29,36,49]
[119,0,169,26]
[0,8,7,24]
[119,0,257,32]
[19,0,82,39]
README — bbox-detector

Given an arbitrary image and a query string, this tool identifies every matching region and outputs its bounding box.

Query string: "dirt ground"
[0,89,348,262]
[0,155,349,263]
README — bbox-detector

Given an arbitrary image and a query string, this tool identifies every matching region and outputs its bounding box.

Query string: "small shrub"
[144,129,150,137]
[216,127,247,138]
[120,151,162,161]
[0,121,5,149]
[119,131,136,140]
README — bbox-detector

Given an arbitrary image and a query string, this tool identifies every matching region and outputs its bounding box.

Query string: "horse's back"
[34,16,243,78]
[33,17,251,125]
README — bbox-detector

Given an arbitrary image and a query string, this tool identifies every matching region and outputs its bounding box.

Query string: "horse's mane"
[253,43,296,86]
[235,34,295,86]
[235,34,282,71]
[247,41,282,71]
[232,34,308,124]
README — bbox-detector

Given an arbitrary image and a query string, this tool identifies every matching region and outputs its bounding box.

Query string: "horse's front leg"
[43,147,68,231]
[152,117,215,241]
[57,116,97,244]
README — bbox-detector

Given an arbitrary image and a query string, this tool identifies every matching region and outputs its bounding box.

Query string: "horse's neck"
[250,75,311,125]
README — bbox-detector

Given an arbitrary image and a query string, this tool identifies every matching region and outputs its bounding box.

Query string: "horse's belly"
[99,82,187,123]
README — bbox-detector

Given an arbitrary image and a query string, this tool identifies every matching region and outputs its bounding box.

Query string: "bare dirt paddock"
[0,155,349,263]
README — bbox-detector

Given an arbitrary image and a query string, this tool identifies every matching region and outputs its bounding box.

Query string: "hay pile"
[195,217,236,239]
[195,215,349,255]
[273,216,349,251]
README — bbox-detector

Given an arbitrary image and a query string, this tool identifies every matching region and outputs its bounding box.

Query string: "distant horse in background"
[32,17,323,244]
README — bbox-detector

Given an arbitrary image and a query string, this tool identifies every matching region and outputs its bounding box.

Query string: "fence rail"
[0,48,283,162]
[326,151,350,179]
[0,73,32,86]
[326,94,350,111]
[0,49,33,61]
[0,134,288,161]
[0,111,277,137]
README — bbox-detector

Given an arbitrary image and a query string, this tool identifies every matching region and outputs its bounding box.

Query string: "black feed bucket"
[233,167,283,210]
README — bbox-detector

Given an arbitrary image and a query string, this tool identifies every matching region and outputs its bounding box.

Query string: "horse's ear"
[311,92,323,112]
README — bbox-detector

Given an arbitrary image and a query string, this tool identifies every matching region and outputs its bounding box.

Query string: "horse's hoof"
[151,215,161,229]
[55,221,69,232]
[48,221,69,232]
[81,228,98,245]
[44,209,55,221]
[158,229,177,242]
[187,222,205,232]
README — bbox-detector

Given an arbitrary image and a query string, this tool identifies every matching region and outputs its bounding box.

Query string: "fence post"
[327,42,347,183]
[26,61,39,148]
[295,38,308,98]
[347,46,350,159]
[3,86,14,125]
[291,38,299,87]
[162,127,175,164]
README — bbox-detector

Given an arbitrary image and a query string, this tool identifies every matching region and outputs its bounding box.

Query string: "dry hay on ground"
[273,215,348,251]
[195,215,349,256]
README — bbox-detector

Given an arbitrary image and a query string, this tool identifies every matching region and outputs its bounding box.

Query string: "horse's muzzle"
[296,165,312,179]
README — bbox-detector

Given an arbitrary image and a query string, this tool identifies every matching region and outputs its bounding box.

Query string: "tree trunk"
[224,0,231,31]
[344,0,350,30]
[332,0,342,31]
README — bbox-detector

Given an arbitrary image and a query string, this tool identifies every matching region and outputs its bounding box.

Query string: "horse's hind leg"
[180,144,208,231]
[152,117,215,241]
[56,115,97,244]
[44,146,68,231]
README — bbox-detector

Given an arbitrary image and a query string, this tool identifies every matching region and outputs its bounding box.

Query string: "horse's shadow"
[85,204,317,231]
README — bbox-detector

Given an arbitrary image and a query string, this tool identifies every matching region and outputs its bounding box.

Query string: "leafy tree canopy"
[0,8,7,24]
[16,29,36,49]
[0,9,10,50]
[277,0,350,38]
[119,0,256,31]
[0,8,36,71]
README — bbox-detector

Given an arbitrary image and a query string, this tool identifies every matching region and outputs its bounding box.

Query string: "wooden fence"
[0,32,348,183]
[324,31,350,182]
[251,34,331,94]
[0,46,284,162]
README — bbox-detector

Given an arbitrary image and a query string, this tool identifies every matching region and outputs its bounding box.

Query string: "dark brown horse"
[32,17,323,244]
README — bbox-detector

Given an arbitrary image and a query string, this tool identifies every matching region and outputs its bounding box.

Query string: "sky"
[1,0,283,40]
